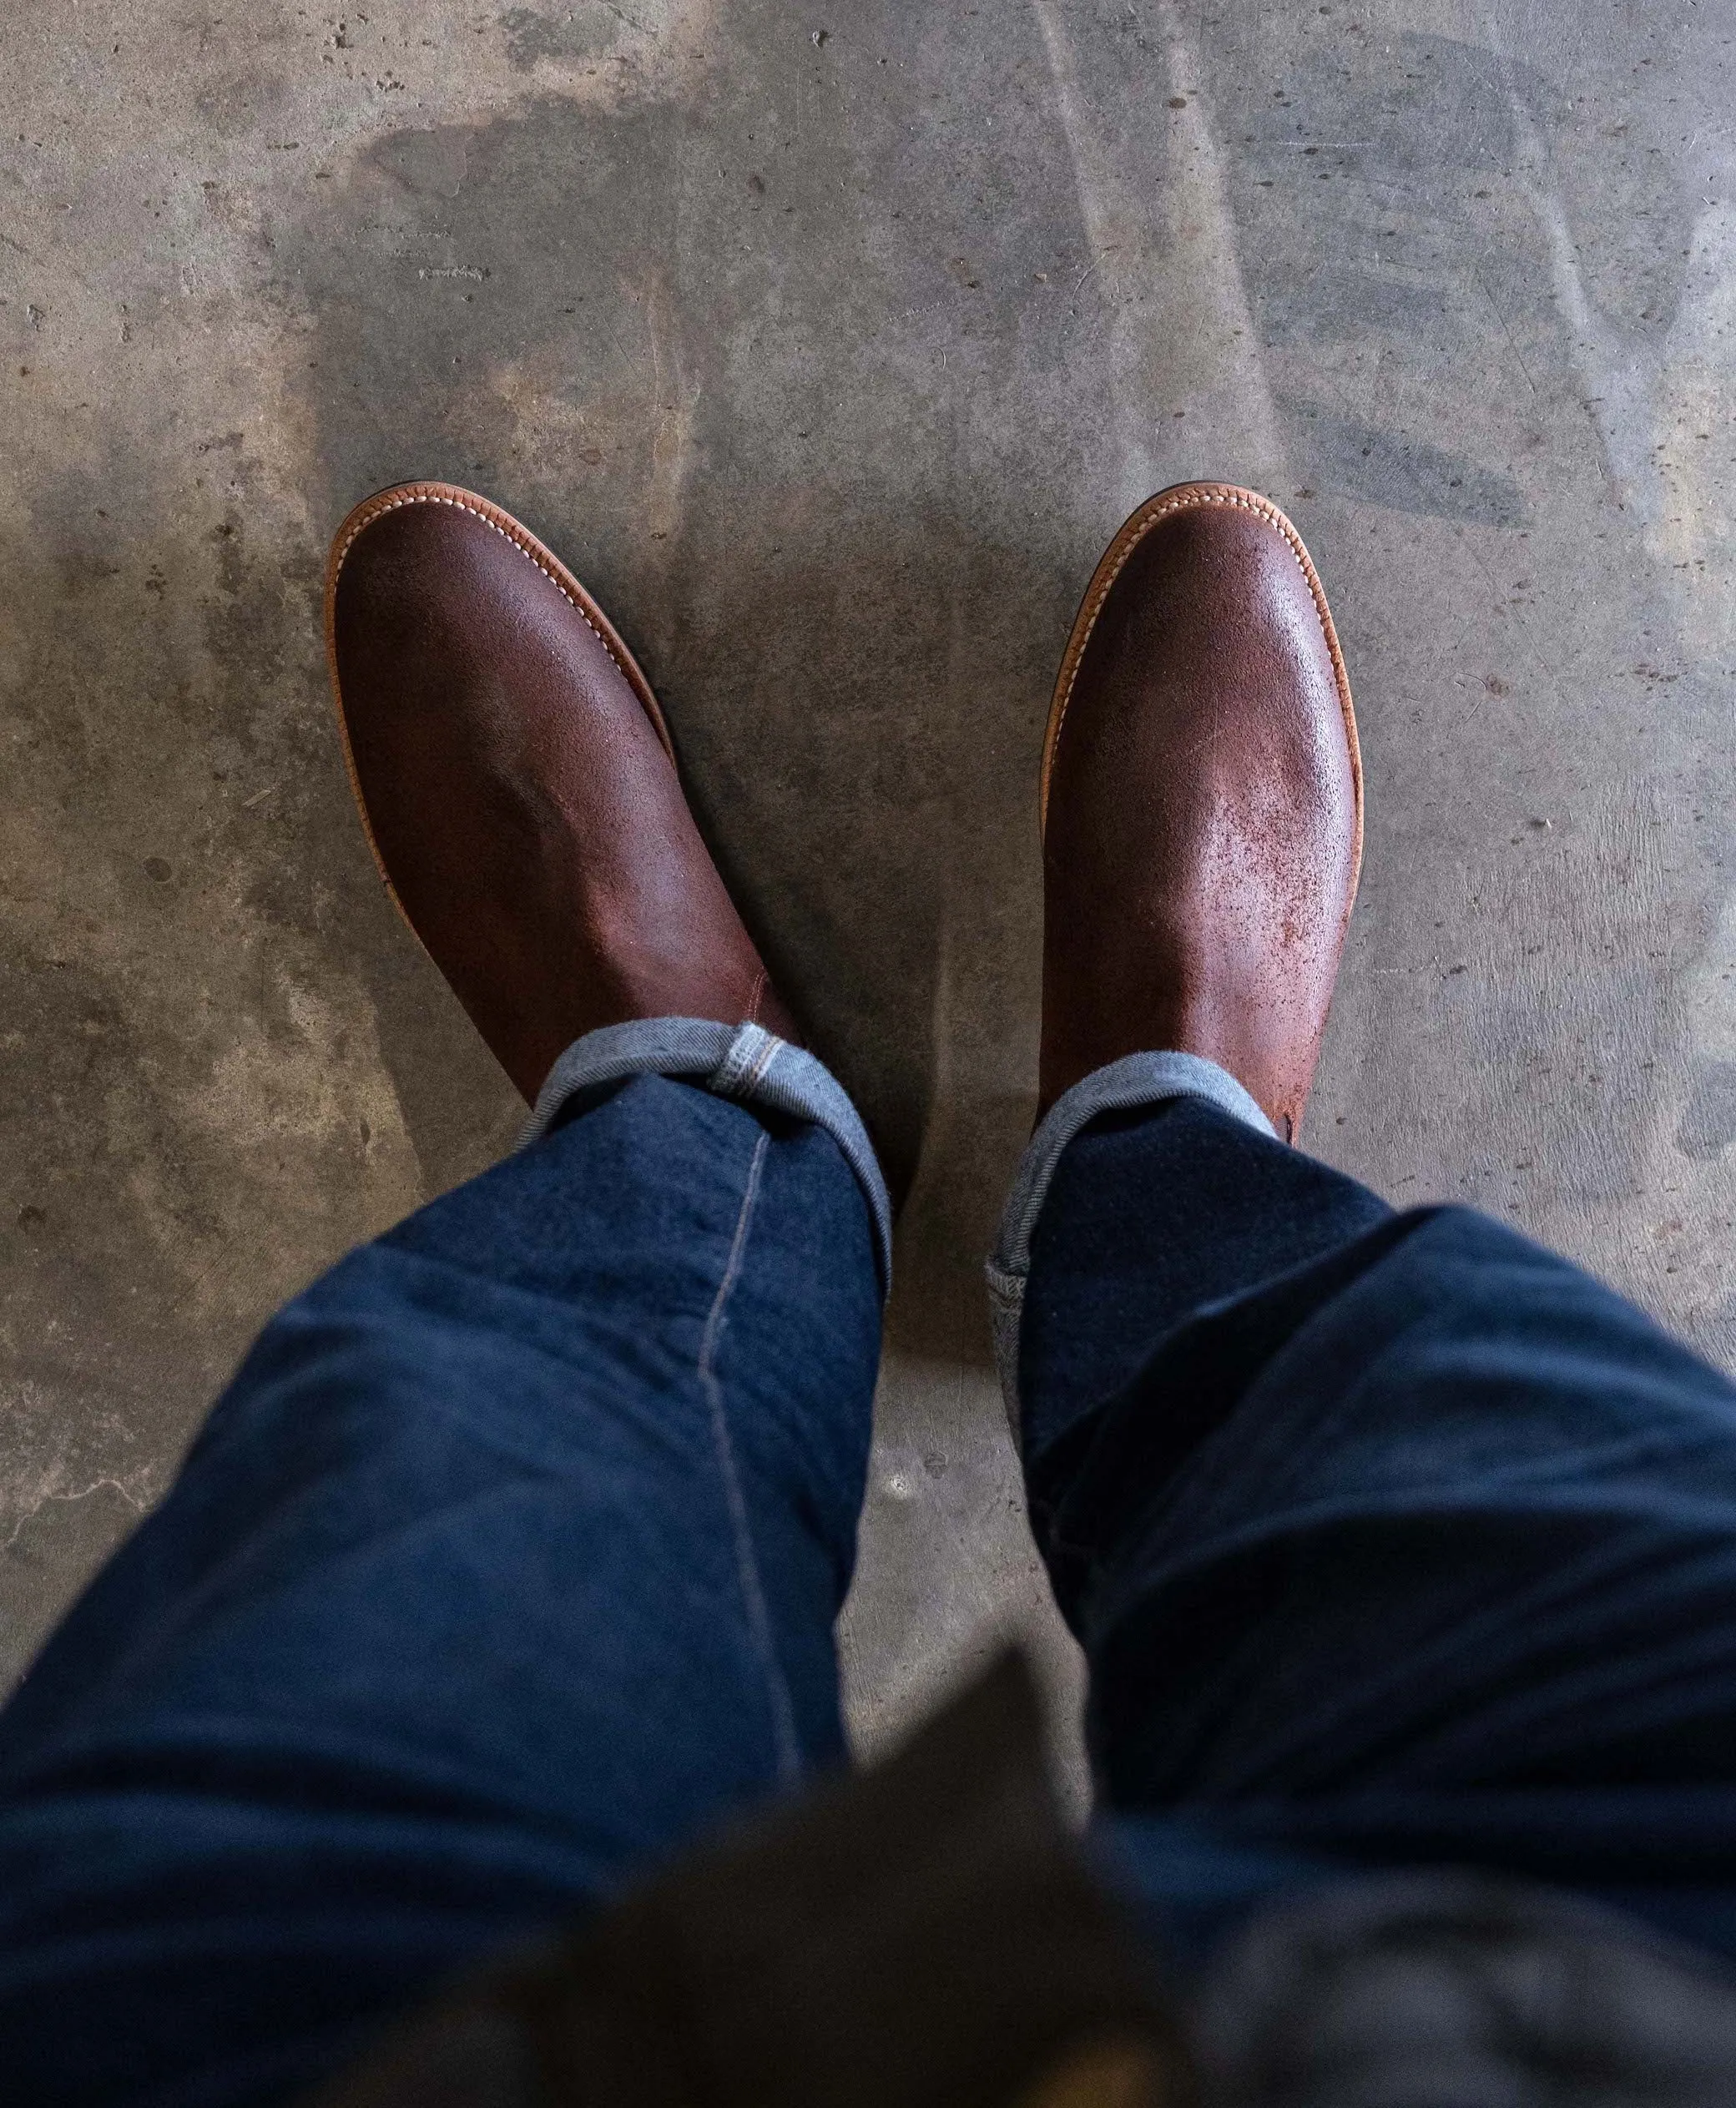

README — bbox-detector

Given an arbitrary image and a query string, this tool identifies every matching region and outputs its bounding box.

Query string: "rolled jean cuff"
[519,1017,894,1294]
[984,1051,1275,1443]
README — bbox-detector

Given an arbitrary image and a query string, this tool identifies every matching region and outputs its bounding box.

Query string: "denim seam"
[697,1129,802,1786]
[520,1018,893,1294]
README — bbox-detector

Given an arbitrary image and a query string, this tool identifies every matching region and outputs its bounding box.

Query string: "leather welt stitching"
[332,491,632,686]
[1049,488,1342,762]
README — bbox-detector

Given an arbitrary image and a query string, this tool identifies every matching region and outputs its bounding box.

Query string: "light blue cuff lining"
[985,1051,1275,1445]
[519,1017,893,1294]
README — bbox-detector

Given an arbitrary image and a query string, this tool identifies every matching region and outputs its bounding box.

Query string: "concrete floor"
[3,1,1733,1798]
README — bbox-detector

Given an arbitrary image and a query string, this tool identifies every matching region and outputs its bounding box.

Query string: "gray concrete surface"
[3,0,1733,1801]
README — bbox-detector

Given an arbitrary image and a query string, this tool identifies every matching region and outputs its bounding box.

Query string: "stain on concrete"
[498,7,620,70]
[373,127,472,198]
[1678,1062,1736,1161]
[1284,405,1528,527]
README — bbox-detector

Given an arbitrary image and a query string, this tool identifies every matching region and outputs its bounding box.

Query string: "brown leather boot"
[1038,483,1362,1141]
[326,482,797,1103]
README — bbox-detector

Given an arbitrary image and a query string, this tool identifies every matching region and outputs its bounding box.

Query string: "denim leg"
[0,1072,882,2108]
[1019,1092,1736,1922]
[1017,1094,1392,1460]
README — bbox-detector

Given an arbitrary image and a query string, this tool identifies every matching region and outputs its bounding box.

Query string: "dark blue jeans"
[5,1077,1736,2105]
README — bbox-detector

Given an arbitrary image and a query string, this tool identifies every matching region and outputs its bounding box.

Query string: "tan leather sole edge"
[323,480,676,930]
[1038,482,1365,905]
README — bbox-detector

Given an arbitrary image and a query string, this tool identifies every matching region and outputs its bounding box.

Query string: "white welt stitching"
[697,1129,802,1784]
[332,491,633,687]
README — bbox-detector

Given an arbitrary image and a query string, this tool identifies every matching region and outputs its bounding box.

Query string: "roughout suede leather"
[1038,484,1363,1137]
[326,482,798,1102]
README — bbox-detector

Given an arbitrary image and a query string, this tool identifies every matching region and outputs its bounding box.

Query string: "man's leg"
[0,482,892,2105]
[1006,482,1736,1956]
[0,1067,882,2108]
[1023,1102,1736,1866]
